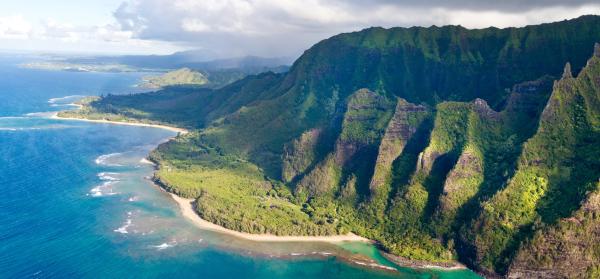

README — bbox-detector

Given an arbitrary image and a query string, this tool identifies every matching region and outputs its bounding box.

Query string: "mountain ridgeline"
[63,16,600,277]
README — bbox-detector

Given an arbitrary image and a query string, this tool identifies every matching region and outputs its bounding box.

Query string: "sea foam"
[95,153,123,166]
[139,158,155,165]
[152,242,176,250]
[98,172,119,181]
[22,111,55,118]
[89,172,120,197]
[114,218,132,234]
[89,182,118,197]
[47,95,84,106]
[0,116,26,120]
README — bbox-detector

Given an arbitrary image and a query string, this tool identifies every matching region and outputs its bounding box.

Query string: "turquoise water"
[0,55,480,278]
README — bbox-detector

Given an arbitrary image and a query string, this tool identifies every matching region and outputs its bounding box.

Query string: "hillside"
[62,16,600,277]
[140,68,208,88]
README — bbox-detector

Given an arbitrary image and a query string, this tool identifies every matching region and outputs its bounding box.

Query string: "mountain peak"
[562,62,573,79]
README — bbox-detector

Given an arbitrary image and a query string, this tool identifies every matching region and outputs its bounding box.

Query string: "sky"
[1,0,600,57]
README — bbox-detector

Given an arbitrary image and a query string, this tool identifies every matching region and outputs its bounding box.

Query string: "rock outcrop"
[369,99,428,197]
[508,187,600,279]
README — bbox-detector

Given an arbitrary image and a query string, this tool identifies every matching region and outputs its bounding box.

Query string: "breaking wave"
[114,216,132,234]
[47,95,85,107]
[152,241,177,250]
[94,153,123,166]
[89,172,120,197]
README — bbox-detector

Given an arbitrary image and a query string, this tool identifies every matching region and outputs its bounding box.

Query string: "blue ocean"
[0,54,480,279]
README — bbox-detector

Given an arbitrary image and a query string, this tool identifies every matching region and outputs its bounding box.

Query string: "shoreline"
[51,112,189,134]
[53,110,365,243]
[169,193,371,243]
[52,107,469,272]
[168,192,468,271]
[380,252,468,271]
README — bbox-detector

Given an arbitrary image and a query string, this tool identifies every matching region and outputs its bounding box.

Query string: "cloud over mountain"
[111,0,600,57]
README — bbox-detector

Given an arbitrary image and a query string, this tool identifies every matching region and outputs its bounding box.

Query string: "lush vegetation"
[508,183,600,278]
[65,16,600,277]
[149,134,345,235]
[464,55,600,275]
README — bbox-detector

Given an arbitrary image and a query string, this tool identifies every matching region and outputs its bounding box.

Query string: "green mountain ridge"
[59,16,600,277]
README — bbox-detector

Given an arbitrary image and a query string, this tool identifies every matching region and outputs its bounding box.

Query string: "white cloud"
[0,14,181,54]
[181,18,211,32]
[93,24,134,42]
[0,15,33,39]
[434,4,600,28]
[2,1,600,56]
[109,0,600,57]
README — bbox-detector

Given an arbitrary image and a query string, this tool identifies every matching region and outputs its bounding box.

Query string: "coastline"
[169,193,371,243]
[52,107,469,272]
[380,252,468,271]
[50,112,189,134]
[52,110,367,243]
[167,191,468,271]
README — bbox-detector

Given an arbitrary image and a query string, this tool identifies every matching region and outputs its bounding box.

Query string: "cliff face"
[192,16,600,181]
[295,89,395,198]
[464,48,600,275]
[504,48,600,279]
[507,187,600,279]
[368,99,429,214]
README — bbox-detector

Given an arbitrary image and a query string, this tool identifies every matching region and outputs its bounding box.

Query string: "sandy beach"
[51,112,189,134]
[169,193,371,243]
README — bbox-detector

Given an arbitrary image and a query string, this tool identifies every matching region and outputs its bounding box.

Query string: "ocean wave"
[0,116,26,120]
[24,111,56,118]
[114,218,132,234]
[152,242,177,250]
[98,172,120,181]
[48,95,85,104]
[49,103,80,108]
[89,173,120,197]
[139,158,154,165]
[89,181,118,197]
[0,125,73,131]
[352,261,396,271]
[94,153,123,166]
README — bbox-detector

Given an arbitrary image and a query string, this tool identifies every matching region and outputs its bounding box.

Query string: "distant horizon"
[2,13,599,60]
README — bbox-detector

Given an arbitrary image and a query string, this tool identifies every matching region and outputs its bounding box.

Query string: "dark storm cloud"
[341,0,599,12]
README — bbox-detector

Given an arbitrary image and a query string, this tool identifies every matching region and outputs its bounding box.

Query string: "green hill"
[141,68,208,88]
[61,16,600,277]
